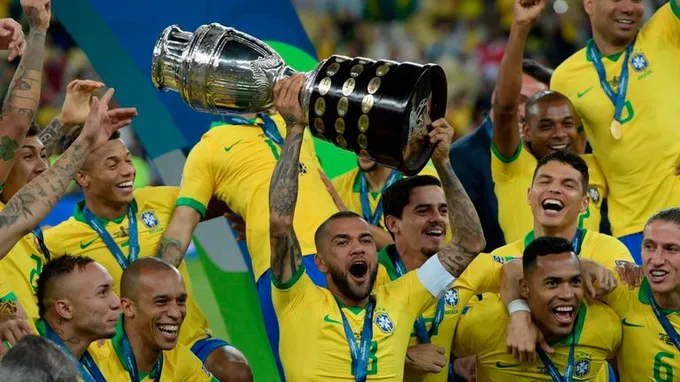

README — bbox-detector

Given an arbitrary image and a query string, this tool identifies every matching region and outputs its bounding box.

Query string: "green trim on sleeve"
[0,291,17,302]
[271,262,306,290]
[491,141,522,164]
[176,197,207,218]
[672,0,680,20]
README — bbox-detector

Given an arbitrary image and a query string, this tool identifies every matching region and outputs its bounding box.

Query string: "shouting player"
[491,0,606,243]
[268,74,486,380]
[454,236,622,381]
[551,0,680,262]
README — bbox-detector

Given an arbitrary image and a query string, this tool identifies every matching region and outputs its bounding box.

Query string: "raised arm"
[157,206,201,267]
[0,88,136,259]
[430,119,486,278]
[38,79,104,155]
[492,0,545,158]
[269,75,307,285]
[0,0,50,186]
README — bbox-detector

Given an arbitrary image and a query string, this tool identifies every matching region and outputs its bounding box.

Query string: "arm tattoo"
[0,300,17,315]
[435,161,486,278]
[0,31,45,135]
[269,130,304,283]
[38,118,67,156]
[156,237,184,267]
[282,113,298,127]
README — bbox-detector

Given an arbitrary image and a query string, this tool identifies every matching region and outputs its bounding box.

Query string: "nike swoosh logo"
[80,238,98,249]
[622,318,644,328]
[577,86,594,99]
[496,361,519,369]
[323,314,342,325]
[224,140,243,152]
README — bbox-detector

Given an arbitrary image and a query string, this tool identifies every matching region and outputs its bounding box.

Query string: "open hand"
[506,311,554,363]
[0,18,25,61]
[80,88,137,151]
[59,79,105,126]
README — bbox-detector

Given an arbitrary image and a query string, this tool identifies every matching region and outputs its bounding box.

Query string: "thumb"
[585,276,597,299]
[0,28,10,37]
[538,332,554,353]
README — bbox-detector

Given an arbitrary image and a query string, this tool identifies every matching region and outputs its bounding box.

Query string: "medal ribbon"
[536,331,576,382]
[222,113,284,146]
[647,282,680,351]
[44,322,106,382]
[32,226,50,261]
[588,40,635,125]
[389,249,445,343]
[359,170,402,227]
[83,205,138,270]
[338,296,375,382]
[121,328,163,382]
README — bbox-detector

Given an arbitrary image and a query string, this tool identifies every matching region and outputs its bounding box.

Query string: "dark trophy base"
[307,55,447,176]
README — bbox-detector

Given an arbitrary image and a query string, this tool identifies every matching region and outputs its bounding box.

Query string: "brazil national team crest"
[445,288,459,308]
[375,313,395,334]
[630,52,648,72]
[492,255,504,264]
[588,186,600,204]
[574,357,591,378]
[140,210,160,229]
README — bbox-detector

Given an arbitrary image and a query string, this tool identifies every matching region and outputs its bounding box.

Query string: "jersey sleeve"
[452,298,505,358]
[177,136,218,218]
[581,154,608,208]
[490,142,533,182]
[593,235,635,272]
[0,273,15,302]
[271,263,325,313]
[600,275,636,319]
[454,254,503,295]
[137,186,179,214]
[644,2,680,48]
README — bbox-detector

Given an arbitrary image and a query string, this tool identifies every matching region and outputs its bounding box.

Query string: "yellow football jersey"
[376,247,503,382]
[603,278,680,382]
[454,294,621,381]
[490,228,633,271]
[44,187,211,348]
[0,274,13,302]
[551,2,680,237]
[273,264,438,381]
[0,201,49,320]
[90,320,216,382]
[490,143,606,243]
[331,164,440,229]
[177,114,338,281]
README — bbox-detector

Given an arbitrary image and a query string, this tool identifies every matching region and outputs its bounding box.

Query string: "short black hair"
[523,236,575,273]
[525,90,574,122]
[314,210,364,252]
[646,208,680,230]
[27,122,40,137]
[382,175,442,238]
[36,255,96,317]
[532,150,590,196]
[522,59,553,86]
[60,127,120,152]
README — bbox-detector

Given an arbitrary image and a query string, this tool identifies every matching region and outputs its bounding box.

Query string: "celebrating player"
[598,208,680,380]
[454,236,622,381]
[268,74,485,380]
[92,257,217,381]
[35,255,120,381]
[491,0,606,244]
[551,0,680,262]
[44,131,250,379]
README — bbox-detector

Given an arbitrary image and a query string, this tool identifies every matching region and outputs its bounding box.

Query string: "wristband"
[507,299,530,315]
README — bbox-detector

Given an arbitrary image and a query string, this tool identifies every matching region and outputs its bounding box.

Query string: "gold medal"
[610,120,622,140]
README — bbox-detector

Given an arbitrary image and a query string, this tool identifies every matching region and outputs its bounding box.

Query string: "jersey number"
[29,254,43,293]
[654,352,674,382]
[351,340,379,376]
[264,139,280,160]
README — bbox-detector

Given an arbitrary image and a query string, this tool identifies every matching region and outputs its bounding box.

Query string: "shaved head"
[121,257,180,301]
[314,211,365,254]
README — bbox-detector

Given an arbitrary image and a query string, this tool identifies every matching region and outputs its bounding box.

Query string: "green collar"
[523,228,586,255]
[35,318,47,336]
[552,302,587,346]
[74,199,139,227]
[377,244,400,281]
[638,278,680,315]
[112,318,155,381]
[335,297,367,315]
[585,38,631,62]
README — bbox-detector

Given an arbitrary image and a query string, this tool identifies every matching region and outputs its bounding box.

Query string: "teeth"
[116,181,133,188]
[554,306,573,312]
[158,325,178,332]
[427,230,443,235]
[543,198,564,207]
[550,144,568,149]
[617,20,633,24]
[651,270,668,277]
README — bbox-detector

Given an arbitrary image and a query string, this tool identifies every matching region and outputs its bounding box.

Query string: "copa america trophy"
[151,23,447,175]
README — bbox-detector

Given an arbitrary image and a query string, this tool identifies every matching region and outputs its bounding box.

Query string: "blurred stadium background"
[2,0,666,380]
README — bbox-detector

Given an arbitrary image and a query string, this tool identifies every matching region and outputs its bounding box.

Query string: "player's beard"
[329,264,378,302]
[358,159,378,173]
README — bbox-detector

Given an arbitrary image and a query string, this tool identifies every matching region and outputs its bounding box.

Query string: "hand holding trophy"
[151,24,447,175]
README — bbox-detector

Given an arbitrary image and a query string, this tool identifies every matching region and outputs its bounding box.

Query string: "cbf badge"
[574,357,591,378]
[445,288,459,308]
[588,187,600,204]
[630,52,649,72]
[375,313,395,334]
[141,211,160,229]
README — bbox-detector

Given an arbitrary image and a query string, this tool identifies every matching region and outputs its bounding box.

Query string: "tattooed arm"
[269,75,307,284]
[429,119,486,278]
[0,88,136,259]
[0,1,50,185]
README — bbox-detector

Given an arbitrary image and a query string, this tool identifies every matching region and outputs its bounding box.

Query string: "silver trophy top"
[151,23,301,115]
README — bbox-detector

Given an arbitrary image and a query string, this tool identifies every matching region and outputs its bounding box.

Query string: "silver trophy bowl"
[151,23,319,119]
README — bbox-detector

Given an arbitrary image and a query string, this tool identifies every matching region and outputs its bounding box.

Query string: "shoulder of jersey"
[552,47,589,79]
[587,231,629,251]
[133,186,178,209]
[584,299,620,322]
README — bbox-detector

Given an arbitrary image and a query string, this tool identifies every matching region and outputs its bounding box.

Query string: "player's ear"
[120,298,136,318]
[315,252,328,273]
[519,278,530,300]
[385,215,399,237]
[55,299,73,320]
[583,0,594,16]
[74,170,88,188]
